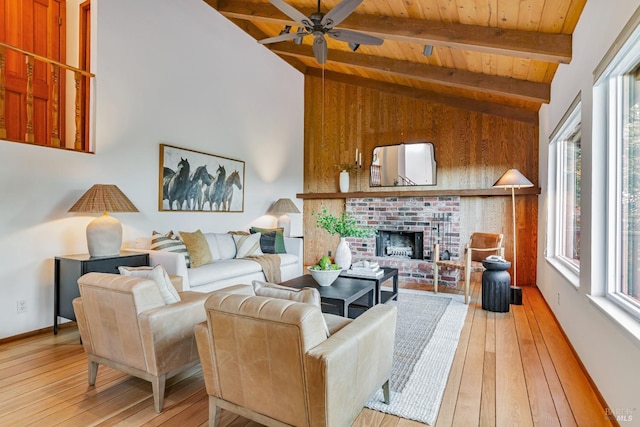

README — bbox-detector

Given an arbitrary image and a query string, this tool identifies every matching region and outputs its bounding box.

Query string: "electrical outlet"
[16,300,27,314]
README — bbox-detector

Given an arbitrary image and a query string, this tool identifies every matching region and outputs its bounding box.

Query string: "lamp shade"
[68,184,139,213]
[68,185,138,257]
[492,169,534,189]
[267,198,300,215]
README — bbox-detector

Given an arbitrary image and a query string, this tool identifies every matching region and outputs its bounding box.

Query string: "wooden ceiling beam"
[270,43,549,103]
[306,68,538,124]
[213,0,572,63]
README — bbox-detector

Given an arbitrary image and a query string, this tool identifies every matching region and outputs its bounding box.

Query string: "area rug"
[365,289,468,425]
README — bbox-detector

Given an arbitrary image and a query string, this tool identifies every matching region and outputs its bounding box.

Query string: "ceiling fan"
[258,0,384,64]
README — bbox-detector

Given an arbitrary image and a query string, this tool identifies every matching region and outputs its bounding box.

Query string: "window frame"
[595,12,640,321]
[546,94,582,285]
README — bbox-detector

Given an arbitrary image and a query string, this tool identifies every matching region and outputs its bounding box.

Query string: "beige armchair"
[72,272,210,413]
[195,289,397,427]
[433,232,504,304]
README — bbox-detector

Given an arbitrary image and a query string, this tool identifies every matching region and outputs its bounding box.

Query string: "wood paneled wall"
[303,75,539,286]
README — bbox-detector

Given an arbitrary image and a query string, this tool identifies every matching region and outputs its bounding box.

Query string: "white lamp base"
[277,214,291,237]
[86,213,122,257]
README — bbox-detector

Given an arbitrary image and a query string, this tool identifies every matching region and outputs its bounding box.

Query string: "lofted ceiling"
[203,0,587,123]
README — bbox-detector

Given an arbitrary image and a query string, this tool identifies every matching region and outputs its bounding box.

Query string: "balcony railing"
[0,41,95,152]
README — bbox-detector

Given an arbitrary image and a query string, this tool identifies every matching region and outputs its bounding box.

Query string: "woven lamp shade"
[68,184,139,213]
[268,198,300,215]
[68,185,138,257]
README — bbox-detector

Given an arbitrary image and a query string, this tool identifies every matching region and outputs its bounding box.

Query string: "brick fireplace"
[346,196,461,286]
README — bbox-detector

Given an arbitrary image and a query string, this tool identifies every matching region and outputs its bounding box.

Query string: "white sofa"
[133,233,303,293]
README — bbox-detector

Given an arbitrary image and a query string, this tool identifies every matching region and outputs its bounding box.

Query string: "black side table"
[481,259,511,312]
[54,251,149,334]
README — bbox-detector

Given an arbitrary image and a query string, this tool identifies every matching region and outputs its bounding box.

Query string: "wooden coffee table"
[279,274,375,318]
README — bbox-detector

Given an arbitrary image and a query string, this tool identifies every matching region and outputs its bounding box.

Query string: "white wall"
[538,0,640,421]
[0,0,304,338]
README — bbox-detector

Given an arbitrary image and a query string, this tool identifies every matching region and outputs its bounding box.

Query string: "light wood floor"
[0,282,614,427]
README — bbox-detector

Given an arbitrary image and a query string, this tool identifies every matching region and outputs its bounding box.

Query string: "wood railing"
[0,41,95,151]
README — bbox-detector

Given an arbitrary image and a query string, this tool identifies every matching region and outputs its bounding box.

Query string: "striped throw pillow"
[151,230,191,268]
[233,232,263,258]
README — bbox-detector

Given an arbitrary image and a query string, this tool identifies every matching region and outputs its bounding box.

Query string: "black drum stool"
[481,259,511,312]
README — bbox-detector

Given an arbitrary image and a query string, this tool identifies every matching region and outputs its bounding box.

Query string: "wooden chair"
[433,232,504,304]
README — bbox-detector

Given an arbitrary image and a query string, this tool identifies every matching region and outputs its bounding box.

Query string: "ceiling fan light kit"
[259,0,384,64]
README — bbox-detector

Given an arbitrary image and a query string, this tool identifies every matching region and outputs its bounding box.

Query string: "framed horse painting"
[159,144,245,212]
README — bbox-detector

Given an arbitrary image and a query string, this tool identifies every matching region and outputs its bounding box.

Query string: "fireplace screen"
[376,230,424,259]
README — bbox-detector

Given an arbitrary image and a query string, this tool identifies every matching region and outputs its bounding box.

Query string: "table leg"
[393,273,399,301]
[339,301,348,318]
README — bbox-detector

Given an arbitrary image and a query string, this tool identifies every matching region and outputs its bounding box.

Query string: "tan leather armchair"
[72,272,210,413]
[195,290,397,427]
[433,232,504,304]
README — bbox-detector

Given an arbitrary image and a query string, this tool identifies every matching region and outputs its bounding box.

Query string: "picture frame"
[159,144,245,212]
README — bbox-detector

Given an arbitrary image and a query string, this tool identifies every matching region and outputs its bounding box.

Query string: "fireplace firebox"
[376,230,424,259]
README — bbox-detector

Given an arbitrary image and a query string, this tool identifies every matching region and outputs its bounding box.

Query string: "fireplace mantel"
[297,187,540,199]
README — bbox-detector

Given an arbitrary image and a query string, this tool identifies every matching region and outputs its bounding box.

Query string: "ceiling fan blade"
[313,35,328,64]
[327,29,383,46]
[258,32,306,45]
[321,0,363,28]
[269,0,312,27]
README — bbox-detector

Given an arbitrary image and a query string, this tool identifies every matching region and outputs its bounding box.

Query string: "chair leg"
[382,380,391,404]
[464,248,472,304]
[152,375,166,413]
[433,243,440,294]
[209,396,221,427]
[88,359,99,386]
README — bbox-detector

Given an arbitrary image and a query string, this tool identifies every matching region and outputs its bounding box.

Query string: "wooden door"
[0,0,65,145]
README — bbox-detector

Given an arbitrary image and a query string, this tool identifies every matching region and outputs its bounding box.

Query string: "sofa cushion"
[187,259,263,287]
[151,230,190,268]
[233,233,264,258]
[252,280,330,337]
[180,230,213,268]
[250,227,286,253]
[203,233,221,261]
[118,265,180,305]
[214,233,237,260]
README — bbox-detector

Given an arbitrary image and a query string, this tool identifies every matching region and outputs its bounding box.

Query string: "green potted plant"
[313,207,375,269]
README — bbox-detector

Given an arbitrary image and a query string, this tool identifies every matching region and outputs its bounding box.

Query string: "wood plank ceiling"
[203,0,587,123]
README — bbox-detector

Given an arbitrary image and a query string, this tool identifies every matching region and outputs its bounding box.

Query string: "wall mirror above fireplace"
[370,142,437,187]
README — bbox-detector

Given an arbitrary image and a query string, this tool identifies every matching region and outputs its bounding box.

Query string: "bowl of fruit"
[308,256,343,286]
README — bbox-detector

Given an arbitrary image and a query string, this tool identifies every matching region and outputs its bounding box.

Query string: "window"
[596,14,640,318]
[547,96,581,281]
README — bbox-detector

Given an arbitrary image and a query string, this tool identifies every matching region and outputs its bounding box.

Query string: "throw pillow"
[250,227,286,253]
[233,233,264,258]
[179,230,213,268]
[151,230,191,268]
[118,265,181,305]
[254,230,277,254]
[252,280,330,337]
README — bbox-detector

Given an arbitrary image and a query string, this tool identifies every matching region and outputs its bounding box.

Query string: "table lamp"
[267,198,300,237]
[493,169,533,295]
[68,184,139,257]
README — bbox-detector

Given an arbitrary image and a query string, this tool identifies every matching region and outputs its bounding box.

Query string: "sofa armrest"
[284,236,303,259]
[304,304,397,426]
[137,293,209,375]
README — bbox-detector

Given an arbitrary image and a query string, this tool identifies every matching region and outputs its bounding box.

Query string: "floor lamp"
[493,169,533,302]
